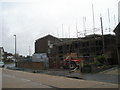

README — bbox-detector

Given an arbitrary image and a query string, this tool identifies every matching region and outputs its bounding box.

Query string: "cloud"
[1,0,119,56]
[118,1,120,22]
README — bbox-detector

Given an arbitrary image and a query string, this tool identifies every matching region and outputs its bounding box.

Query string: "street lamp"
[13,35,16,67]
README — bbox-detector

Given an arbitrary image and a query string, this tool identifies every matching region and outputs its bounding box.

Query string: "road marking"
[21,78,31,82]
[4,74,31,82]
[39,83,43,85]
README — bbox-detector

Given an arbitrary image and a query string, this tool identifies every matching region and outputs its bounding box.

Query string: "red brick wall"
[49,58,63,69]
[16,62,44,70]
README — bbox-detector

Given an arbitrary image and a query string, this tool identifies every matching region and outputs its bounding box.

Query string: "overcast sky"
[0,0,119,56]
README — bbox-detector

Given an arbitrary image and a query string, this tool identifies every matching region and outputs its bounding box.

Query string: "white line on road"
[21,78,31,82]
[3,74,53,88]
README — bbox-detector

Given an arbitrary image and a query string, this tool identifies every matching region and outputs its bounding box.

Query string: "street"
[2,68,119,88]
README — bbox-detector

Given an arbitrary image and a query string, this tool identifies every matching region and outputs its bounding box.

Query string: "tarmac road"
[2,68,119,88]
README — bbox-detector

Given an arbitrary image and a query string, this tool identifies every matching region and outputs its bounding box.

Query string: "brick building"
[35,35,61,68]
[35,34,60,55]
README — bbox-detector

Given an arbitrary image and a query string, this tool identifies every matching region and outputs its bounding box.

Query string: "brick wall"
[49,58,63,69]
[16,62,44,70]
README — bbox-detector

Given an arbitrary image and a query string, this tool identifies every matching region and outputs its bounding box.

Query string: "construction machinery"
[63,53,85,69]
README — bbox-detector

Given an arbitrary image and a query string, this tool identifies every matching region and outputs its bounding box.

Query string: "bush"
[95,55,107,64]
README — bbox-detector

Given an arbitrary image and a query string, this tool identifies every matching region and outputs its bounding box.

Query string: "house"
[34,35,61,69]
[35,34,60,56]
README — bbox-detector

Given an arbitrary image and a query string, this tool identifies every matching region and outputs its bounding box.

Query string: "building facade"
[35,34,60,55]
[35,35,62,68]
[0,47,4,60]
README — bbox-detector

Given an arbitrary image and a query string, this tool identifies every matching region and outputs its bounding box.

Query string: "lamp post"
[13,35,16,67]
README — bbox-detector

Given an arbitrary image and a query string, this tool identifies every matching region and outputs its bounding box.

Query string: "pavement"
[2,68,119,88]
[0,68,2,90]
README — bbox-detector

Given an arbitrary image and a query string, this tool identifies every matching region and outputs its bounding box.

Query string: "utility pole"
[92,4,96,57]
[68,26,70,38]
[76,22,78,38]
[100,16,105,54]
[57,27,59,38]
[83,16,86,36]
[92,4,95,33]
[114,14,116,27]
[62,24,64,38]
[108,8,111,33]
[29,46,31,56]
[13,35,17,67]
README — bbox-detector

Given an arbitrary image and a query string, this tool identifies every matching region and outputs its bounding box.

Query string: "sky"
[118,1,120,22]
[0,0,119,56]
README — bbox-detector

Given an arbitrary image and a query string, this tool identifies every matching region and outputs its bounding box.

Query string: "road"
[2,68,119,88]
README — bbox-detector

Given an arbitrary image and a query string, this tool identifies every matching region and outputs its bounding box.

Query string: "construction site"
[17,15,119,71]
[17,4,119,72]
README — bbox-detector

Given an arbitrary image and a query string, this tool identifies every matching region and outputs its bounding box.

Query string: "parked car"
[0,61,5,68]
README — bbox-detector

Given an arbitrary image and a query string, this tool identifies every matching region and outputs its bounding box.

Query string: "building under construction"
[53,34,118,65]
[34,34,118,69]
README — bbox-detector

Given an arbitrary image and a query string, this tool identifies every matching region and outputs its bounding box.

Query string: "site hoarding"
[32,53,49,68]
